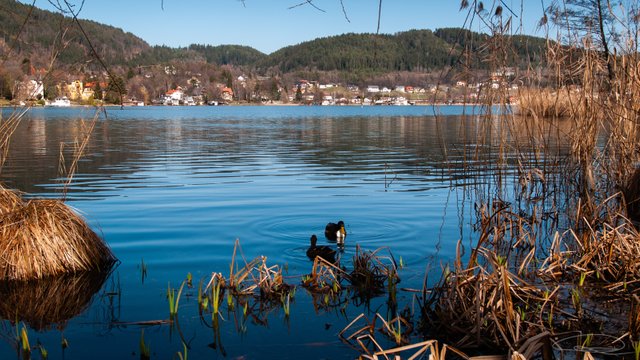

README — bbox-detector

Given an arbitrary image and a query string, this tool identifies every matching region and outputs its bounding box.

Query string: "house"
[321,95,334,106]
[83,82,108,100]
[221,87,233,102]
[65,80,83,101]
[164,88,184,105]
[404,86,414,93]
[456,81,467,87]
[395,86,405,92]
[366,85,380,93]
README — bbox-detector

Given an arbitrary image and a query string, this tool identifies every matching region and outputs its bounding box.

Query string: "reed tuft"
[0,198,116,280]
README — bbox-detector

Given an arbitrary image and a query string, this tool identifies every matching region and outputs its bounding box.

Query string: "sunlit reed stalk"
[167,281,185,320]
[20,324,30,358]
[211,275,222,319]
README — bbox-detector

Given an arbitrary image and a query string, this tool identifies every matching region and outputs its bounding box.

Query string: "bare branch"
[288,0,326,13]
[340,0,351,23]
[376,0,382,34]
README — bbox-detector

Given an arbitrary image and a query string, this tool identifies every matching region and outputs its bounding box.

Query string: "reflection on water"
[0,269,111,330]
[0,106,571,359]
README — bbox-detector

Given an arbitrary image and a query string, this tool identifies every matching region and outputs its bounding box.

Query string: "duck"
[324,220,346,246]
[306,235,336,263]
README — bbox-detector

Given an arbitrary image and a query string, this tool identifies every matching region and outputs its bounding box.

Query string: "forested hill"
[0,0,266,68]
[0,0,547,74]
[0,0,151,65]
[258,28,548,73]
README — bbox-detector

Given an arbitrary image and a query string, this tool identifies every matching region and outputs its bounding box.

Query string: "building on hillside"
[366,85,380,93]
[65,80,83,101]
[164,88,184,105]
[221,87,233,102]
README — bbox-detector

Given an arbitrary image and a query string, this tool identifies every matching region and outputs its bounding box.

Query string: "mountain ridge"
[1,0,547,74]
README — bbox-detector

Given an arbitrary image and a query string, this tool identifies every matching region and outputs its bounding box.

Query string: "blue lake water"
[0,105,565,359]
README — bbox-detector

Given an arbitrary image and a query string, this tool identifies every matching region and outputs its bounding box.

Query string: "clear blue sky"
[22,0,546,54]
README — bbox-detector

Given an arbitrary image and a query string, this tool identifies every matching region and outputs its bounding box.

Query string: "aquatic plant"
[139,330,151,360]
[19,324,30,359]
[167,281,186,321]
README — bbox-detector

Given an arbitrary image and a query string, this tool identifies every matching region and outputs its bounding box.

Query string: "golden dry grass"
[0,199,115,280]
[0,186,23,215]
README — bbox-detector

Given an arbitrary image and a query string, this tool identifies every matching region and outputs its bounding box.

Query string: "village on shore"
[5,67,523,108]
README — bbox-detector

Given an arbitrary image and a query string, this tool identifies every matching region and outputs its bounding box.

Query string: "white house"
[164,88,184,105]
[366,85,380,93]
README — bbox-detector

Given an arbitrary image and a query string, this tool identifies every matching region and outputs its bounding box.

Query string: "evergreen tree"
[295,84,302,102]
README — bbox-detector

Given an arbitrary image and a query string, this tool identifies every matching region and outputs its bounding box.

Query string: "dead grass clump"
[0,199,116,280]
[0,186,23,215]
[349,245,398,300]
[302,255,345,293]
[0,270,111,330]
[425,248,554,351]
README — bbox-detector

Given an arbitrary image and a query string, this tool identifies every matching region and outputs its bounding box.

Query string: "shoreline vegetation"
[2,0,640,359]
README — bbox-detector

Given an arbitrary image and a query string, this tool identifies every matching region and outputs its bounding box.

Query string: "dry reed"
[0,199,116,280]
[0,186,23,215]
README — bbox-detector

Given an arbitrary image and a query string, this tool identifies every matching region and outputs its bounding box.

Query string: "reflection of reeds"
[0,269,111,330]
[0,198,116,280]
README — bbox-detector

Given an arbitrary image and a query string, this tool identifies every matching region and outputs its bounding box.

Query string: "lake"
[0,105,568,359]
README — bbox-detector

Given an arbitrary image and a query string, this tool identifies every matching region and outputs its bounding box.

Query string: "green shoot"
[167,281,186,320]
[176,341,188,360]
[578,272,586,287]
[20,325,30,355]
[140,330,151,360]
[38,344,48,359]
[211,276,222,318]
[227,292,234,311]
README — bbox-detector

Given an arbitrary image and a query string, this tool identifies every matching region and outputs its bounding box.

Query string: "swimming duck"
[324,220,346,246]
[306,235,336,263]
